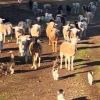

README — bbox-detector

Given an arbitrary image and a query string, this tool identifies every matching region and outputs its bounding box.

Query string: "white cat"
[52,67,59,80]
[88,71,93,85]
[57,89,66,100]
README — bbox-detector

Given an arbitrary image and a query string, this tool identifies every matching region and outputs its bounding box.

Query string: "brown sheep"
[48,27,59,52]
[60,37,79,70]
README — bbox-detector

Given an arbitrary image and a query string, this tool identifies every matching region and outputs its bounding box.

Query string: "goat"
[57,89,66,100]
[52,57,59,80]
[0,51,15,75]
[29,37,42,69]
[60,37,79,70]
[88,71,93,85]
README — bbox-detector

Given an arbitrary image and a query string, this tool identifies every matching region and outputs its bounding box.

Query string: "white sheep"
[31,24,41,37]
[62,24,70,41]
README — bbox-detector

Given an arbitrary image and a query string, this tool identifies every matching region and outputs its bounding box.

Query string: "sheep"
[31,24,41,37]
[89,4,97,14]
[18,35,31,62]
[13,26,24,44]
[56,10,66,26]
[0,18,5,24]
[29,37,42,69]
[0,23,7,43]
[57,89,66,100]
[0,21,13,43]
[32,2,38,15]
[72,3,80,14]
[82,5,91,14]
[36,16,45,32]
[44,13,54,23]
[0,31,4,52]
[60,37,79,70]
[78,15,85,22]
[46,21,56,37]
[80,19,88,38]
[48,27,59,52]
[89,2,95,7]
[43,4,51,13]
[66,5,71,15]
[83,11,94,24]
[25,19,33,34]
[96,0,100,6]
[69,26,80,39]
[28,0,33,10]
[69,21,88,38]
[18,21,27,34]
[5,22,13,41]
[62,24,70,41]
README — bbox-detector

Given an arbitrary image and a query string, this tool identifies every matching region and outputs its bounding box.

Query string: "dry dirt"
[0,0,100,100]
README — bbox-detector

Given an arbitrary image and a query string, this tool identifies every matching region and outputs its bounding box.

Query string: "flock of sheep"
[0,0,99,99]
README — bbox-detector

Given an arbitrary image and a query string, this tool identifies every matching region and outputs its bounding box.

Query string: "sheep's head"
[0,18,5,24]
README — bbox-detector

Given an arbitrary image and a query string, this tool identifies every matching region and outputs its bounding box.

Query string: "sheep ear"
[2,19,5,20]
[55,23,58,26]
[46,23,49,25]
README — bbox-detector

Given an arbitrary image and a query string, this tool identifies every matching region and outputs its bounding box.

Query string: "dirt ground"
[0,0,100,100]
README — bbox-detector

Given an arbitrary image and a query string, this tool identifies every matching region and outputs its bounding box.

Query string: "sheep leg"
[55,41,57,53]
[38,57,41,67]
[49,39,52,45]
[65,56,68,69]
[71,56,75,70]
[60,52,63,69]
[68,56,70,70]
[52,42,54,52]
[3,35,5,43]
[31,56,36,69]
